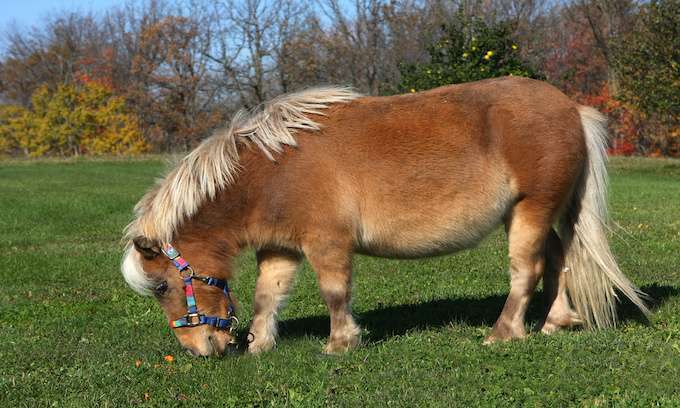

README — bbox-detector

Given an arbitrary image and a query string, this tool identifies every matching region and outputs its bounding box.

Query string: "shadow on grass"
[273,284,678,343]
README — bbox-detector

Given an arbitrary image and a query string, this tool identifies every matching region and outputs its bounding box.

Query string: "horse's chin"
[177,328,234,357]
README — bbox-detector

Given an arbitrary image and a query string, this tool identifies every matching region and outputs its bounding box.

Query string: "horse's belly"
[355,179,513,259]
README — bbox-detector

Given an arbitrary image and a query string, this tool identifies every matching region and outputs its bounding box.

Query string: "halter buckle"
[186,313,201,326]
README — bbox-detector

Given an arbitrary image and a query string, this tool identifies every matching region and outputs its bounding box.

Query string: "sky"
[0,0,122,30]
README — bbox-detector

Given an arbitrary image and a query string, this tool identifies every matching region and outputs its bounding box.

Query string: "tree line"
[0,0,677,157]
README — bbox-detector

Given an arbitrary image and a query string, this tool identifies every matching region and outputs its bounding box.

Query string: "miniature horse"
[122,77,648,356]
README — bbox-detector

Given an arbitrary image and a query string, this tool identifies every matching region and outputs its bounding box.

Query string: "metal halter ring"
[179,266,195,279]
[229,316,240,334]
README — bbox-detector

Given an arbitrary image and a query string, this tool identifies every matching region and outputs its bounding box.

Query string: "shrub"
[0,105,33,155]
[398,13,541,93]
[0,82,148,157]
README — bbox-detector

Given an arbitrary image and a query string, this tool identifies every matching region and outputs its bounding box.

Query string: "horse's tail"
[559,106,650,328]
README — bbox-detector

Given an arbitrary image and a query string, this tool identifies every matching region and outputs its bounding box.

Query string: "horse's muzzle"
[183,334,240,357]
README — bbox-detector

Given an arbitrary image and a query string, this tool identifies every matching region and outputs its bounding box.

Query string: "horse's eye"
[154,281,168,296]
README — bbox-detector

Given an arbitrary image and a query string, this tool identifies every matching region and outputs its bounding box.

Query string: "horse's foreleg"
[303,238,360,354]
[485,205,548,343]
[247,249,301,354]
[538,229,582,334]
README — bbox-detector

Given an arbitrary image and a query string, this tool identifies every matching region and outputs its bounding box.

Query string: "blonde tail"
[560,106,650,328]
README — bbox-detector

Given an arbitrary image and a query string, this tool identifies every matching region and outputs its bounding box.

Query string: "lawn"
[1,157,679,407]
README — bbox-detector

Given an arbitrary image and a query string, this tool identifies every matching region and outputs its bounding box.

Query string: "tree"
[535,5,608,96]
[609,0,680,156]
[0,12,104,105]
[614,0,679,124]
[398,13,540,93]
[572,0,639,96]
[130,13,220,150]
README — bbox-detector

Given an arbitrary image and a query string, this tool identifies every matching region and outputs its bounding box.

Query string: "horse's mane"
[125,86,361,243]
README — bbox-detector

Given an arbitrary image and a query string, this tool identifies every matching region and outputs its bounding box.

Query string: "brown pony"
[122,77,649,356]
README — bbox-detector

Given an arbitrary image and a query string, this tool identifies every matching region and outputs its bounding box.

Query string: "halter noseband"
[161,243,238,331]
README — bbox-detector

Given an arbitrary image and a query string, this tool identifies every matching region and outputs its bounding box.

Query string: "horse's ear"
[133,236,160,260]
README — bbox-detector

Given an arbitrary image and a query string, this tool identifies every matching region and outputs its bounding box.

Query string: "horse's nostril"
[184,347,199,357]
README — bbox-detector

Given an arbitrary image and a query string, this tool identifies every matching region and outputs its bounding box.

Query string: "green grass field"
[1,157,679,407]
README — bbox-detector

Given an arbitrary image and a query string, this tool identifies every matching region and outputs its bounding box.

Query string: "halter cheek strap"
[161,243,237,331]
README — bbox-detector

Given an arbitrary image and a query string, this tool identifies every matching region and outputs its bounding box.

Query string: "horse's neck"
[177,146,276,255]
[177,166,254,247]
[174,212,241,279]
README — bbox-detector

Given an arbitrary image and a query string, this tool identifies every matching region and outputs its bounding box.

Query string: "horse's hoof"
[483,335,503,345]
[247,338,275,354]
[539,321,560,335]
[484,325,526,344]
[539,311,584,334]
[322,337,359,355]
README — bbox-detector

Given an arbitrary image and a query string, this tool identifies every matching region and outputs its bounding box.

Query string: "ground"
[1,157,678,407]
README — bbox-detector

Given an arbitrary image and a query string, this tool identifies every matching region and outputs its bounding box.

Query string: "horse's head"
[122,237,238,357]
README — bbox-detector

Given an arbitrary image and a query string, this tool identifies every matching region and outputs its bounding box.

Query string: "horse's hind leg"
[485,202,550,343]
[247,249,301,354]
[538,229,582,334]
[303,237,360,354]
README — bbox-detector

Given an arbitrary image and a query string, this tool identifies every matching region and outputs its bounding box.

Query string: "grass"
[1,156,679,407]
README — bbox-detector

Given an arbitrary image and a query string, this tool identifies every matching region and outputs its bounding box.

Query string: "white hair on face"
[124,86,361,244]
[121,244,154,296]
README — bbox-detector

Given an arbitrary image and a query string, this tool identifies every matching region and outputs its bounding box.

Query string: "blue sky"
[0,0,121,30]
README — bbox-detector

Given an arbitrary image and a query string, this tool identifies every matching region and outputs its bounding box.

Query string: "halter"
[161,243,238,331]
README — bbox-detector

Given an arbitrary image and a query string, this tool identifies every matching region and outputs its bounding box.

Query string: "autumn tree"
[0,12,108,105]
[568,0,639,96]
[612,0,679,155]
[129,12,221,150]
[0,82,147,157]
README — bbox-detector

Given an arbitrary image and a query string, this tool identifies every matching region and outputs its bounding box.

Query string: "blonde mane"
[125,86,360,243]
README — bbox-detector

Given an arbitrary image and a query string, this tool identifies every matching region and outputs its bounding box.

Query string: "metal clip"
[229,316,239,334]
[186,313,201,326]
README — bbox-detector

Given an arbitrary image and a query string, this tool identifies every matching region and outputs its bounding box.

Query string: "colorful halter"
[161,243,237,331]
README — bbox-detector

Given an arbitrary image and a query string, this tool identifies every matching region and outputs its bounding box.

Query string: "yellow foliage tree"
[0,82,148,157]
[0,105,32,155]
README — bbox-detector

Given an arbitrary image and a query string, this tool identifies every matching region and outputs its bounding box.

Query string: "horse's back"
[247,77,587,258]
